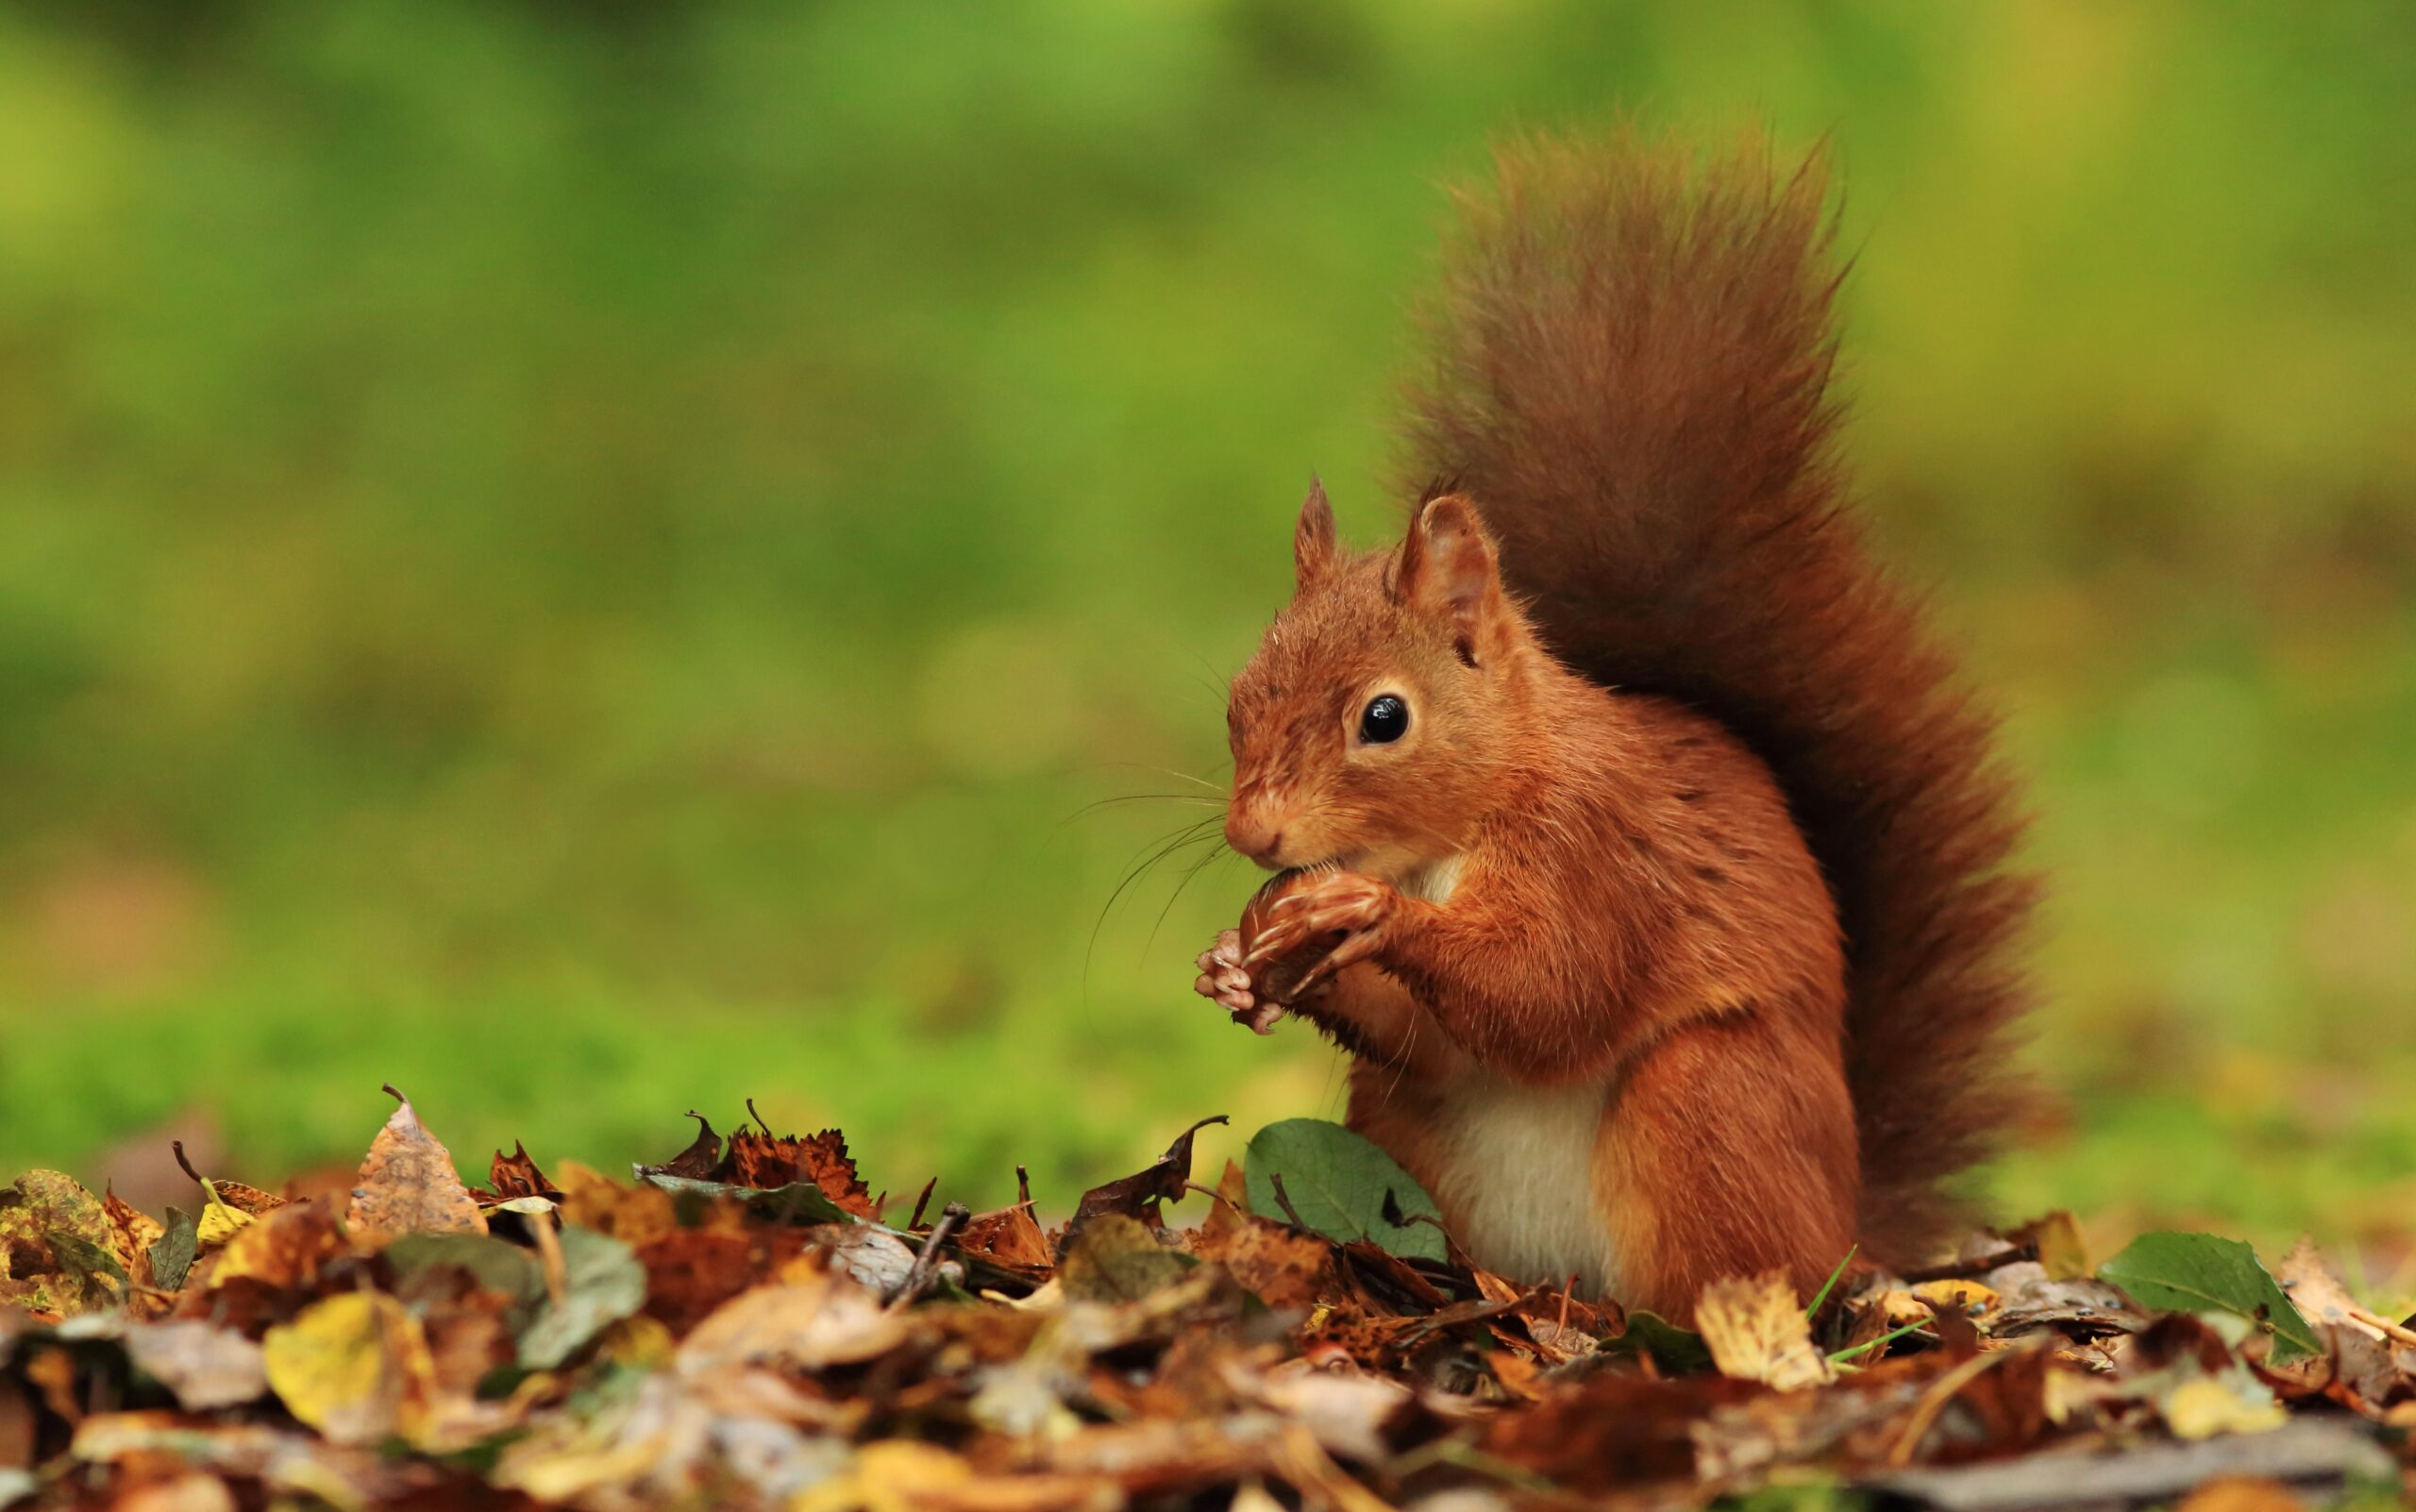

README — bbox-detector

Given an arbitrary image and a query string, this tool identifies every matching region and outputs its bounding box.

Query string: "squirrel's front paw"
[1242,869,1396,1002]
[1195,929,1282,1034]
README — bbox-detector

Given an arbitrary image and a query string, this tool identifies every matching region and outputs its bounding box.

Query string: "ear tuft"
[1397,493,1504,664]
[1294,475,1338,592]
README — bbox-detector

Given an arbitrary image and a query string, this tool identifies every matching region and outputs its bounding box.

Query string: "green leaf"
[634,1172,858,1226]
[1242,1118,1446,1263]
[385,1232,545,1305]
[149,1207,198,1291]
[1606,1309,1714,1373]
[47,1231,127,1291]
[2099,1231,2320,1364]
[516,1227,646,1369]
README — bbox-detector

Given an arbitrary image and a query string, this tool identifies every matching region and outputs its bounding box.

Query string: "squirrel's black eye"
[1359,694,1410,744]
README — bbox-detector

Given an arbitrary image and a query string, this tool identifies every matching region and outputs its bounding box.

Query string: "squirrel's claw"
[1284,928,1384,1001]
[1241,873,1394,971]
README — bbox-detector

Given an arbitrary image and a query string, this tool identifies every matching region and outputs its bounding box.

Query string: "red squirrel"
[1193,131,2034,1318]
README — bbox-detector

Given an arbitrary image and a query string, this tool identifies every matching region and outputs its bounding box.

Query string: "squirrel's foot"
[1195,929,1282,1034]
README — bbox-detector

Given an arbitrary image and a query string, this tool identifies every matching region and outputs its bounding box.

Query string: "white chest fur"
[1425,1076,1617,1295]
[1384,852,1619,1295]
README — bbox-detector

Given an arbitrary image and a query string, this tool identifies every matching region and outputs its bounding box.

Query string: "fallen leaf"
[635,1111,723,1182]
[1060,1214,1195,1303]
[2102,1232,2320,1365]
[147,1207,198,1291]
[677,1269,910,1374]
[639,1171,860,1225]
[725,1121,878,1219]
[261,1292,436,1447]
[555,1158,677,1246]
[2006,1210,2093,1281]
[344,1084,488,1247]
[1192,1214,1334,1311]
[1068,1116,1226,1233]
[1694,1272,1835,1390]
[209,1199,345,1292]
[102,1188,165,1282]
[2160,1369,2290,1440]
[481,1142,562,1205]
[2276,1236,2385,1344]
[383,1230,546,1307]
[1242,1118,1445,1263]
[192,1182,253,1250]
[518,1224,646,1369]
[0,1171,119,1316]
[123,1320,270,1410]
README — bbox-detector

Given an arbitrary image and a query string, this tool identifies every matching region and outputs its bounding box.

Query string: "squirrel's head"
[1223,480,1534,878]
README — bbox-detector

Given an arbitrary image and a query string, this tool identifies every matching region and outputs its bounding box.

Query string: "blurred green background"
[2,3,2411,1267]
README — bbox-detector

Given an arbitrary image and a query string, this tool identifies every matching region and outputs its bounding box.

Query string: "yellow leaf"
[193,1181,254,1250]
[2160,1373,2287,1440]
[2008,1210,2092,1281]
[1695,1271,1834,1390]
[1910,1278,1998,1313]
[261,1291,434,1447]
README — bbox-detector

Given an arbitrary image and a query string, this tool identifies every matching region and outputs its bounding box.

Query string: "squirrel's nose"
[1224,810,1284,867]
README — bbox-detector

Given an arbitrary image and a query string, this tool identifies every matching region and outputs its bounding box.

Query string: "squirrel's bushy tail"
[1401,128,2036,1262]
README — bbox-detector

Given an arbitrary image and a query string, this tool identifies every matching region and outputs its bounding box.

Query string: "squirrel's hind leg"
[1594,1009,1858,1319]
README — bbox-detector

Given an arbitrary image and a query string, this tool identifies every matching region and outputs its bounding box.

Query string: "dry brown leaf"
[1193,1214,1332,1311]
[554,1158,678,1247]
[2277,1236,2386,1343]
[1200,1158,1250,1244]
[208,1199,345,1292]
[2006,1210,2093,1281]
[677,1270,910,1375]
[102,1187,165,1283]
[344,1085,488,1248]
[123,1320,269,1411]
[483,1142,561,1204]
[1696,1272,1834,1390]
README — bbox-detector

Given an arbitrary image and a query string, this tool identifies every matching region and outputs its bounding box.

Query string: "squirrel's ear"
[1294,476,1338,592]
[1397,494,1505,664]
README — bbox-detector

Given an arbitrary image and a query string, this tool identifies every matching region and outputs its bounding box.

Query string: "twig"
[746,1097,774,1135]
[1183,1181,1242,1215]
[1015,1165,1032,1209]
[1397,1211,1483,1274]
[529,1207,570,1307]
[907,1176,939,1231]
[892,1202,966,1309]
[1888,1344,2022,1466]
[2348,1303,2416,1348]
[1266,1171,1311,1231]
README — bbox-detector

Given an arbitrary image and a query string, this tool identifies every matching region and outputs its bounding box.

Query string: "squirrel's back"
[1401,129,2036,1262]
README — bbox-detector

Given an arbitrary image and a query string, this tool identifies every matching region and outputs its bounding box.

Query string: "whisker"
[1086,815,1225,981]
[1078,761,1232,797]
[1061,793,1225,824]
[1147,837,1241,953]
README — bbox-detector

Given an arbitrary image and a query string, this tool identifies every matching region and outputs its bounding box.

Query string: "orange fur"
[1210,129,2034,1315]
